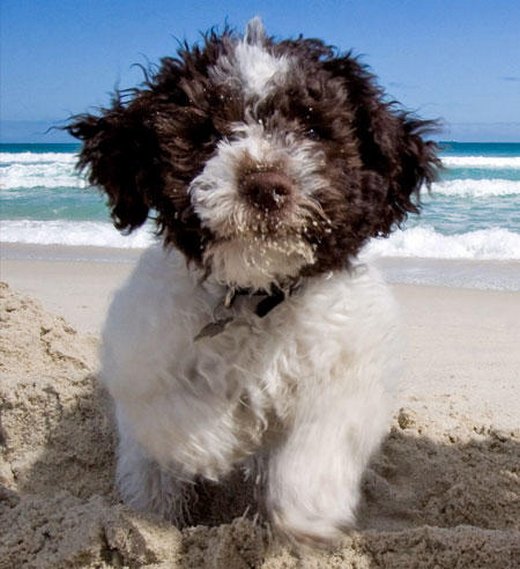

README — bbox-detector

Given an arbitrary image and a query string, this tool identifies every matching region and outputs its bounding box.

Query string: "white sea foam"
[1,220,519,262]
[431,178,520,197]
[1,162,87,189]
[366,226,520,261]
[442,156,520,169]
[0,152,78,164]
[0,220,155,248]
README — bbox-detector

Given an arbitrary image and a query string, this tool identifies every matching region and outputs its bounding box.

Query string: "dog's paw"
[270,505,355,548]
[116,448,196,526]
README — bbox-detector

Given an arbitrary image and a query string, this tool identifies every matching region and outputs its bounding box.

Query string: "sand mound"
[1,282,519,568]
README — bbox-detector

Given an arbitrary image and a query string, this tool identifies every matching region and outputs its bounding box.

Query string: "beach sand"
[1,245,519,568]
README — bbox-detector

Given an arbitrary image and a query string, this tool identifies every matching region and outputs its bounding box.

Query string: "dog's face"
[68,18,438,290]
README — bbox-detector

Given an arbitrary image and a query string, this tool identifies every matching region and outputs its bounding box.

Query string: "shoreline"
[2,242,520,336]
[2,241,520,293]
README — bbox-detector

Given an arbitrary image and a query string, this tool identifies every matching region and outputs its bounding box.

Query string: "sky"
[1,0,519,143]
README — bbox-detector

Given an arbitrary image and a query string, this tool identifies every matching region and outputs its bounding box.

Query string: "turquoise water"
[417,142,520,235]
[1,141,520,260]
[0,142,105,222]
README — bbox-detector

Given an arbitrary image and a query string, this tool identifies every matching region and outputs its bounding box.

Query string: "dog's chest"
[169,292,299,449]
[188,293,291,397]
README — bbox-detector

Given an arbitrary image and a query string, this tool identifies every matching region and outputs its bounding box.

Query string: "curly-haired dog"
[68,18,438,545]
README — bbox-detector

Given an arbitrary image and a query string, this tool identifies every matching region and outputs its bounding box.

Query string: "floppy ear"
[66,98,162,232]
[324,54,440,235]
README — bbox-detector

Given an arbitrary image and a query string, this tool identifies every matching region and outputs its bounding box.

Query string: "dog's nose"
[239,171,293,211]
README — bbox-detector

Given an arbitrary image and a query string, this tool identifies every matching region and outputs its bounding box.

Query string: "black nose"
[239,171,293,211]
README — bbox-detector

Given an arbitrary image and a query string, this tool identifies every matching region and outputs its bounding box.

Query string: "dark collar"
[232,285,289,318]
[195,280,301,341]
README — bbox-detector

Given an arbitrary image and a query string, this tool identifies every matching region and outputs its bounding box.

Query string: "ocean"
[1,142,519,290]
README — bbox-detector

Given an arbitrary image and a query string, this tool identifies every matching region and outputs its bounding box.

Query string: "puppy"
[68,18,438,545]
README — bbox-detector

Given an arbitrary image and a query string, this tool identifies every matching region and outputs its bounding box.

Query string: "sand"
[1,245,519,568]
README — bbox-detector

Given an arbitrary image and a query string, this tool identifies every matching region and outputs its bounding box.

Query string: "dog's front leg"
[266,377,392,545]
[115,413,195,525]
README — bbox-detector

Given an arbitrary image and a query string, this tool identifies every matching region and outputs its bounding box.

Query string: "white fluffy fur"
[209,17,291,100]
[100,245,401,543]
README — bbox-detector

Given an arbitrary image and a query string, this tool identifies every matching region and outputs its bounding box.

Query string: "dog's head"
[68,18,439,291]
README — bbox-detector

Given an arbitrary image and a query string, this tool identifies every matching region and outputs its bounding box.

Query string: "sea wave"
[1,220,519,261]
[1,162,86,189]
[366,226,520,260]
[0,220,156,248]
[442,156,520,169]
[431,178,520,197]
[0,152,77,164]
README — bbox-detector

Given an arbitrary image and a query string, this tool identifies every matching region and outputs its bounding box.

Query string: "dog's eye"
[302,105,331,141]
[186,117,220,145]
[306,125,332,141]
[307,127,321,140]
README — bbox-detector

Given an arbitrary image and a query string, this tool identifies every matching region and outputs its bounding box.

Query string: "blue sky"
[2,0,519,142]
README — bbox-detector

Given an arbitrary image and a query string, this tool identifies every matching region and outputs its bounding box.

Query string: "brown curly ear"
[66,98,162,232]
[324,54,440,235]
